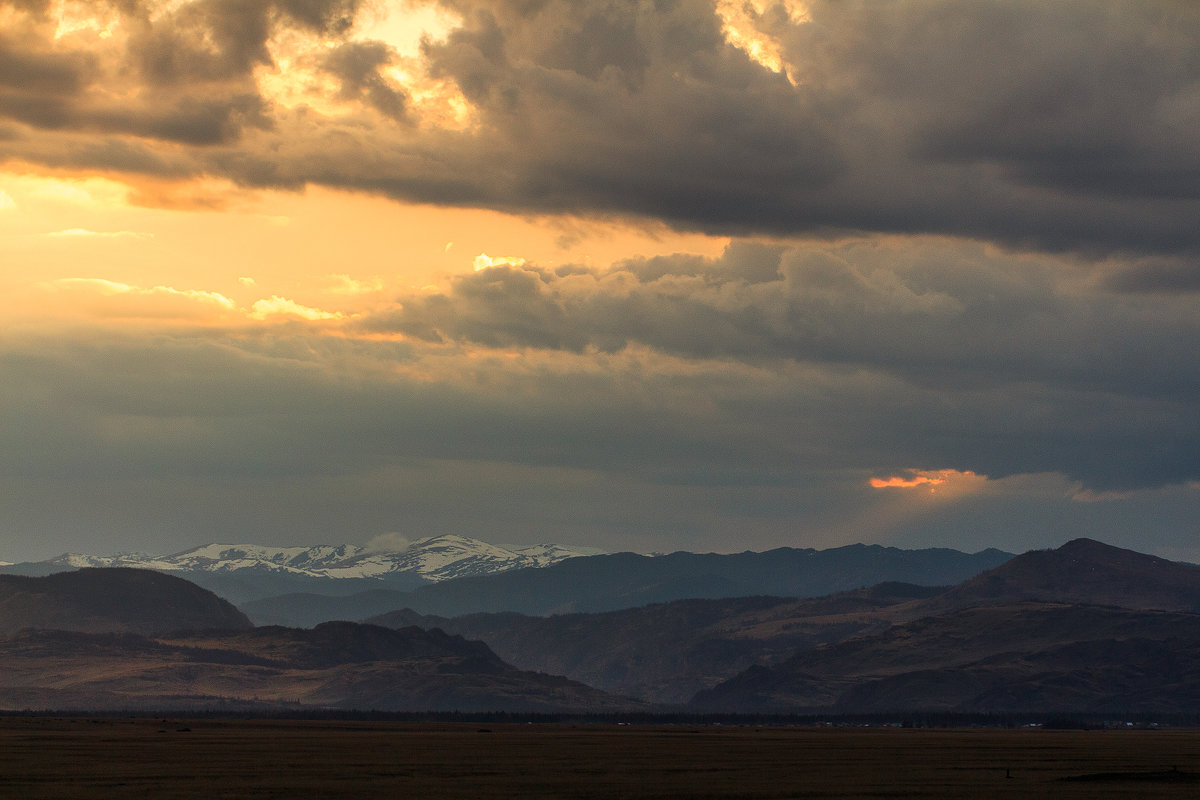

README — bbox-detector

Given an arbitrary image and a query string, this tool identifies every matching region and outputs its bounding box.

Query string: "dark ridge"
[0,568,252,635]
[1062,769,1200,783]
[245,544,1011,625]
[919,538,1200,614]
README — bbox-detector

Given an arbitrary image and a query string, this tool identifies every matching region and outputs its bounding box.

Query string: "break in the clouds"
[3,0,1200,256]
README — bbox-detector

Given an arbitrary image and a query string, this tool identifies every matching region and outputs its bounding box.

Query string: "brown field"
[3,718,1200,798]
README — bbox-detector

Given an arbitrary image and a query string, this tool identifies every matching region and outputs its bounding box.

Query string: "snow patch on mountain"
[32,535,602,583]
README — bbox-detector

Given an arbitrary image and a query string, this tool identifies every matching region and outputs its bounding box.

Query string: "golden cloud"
[249,295,345,321]
[869,469,985,496]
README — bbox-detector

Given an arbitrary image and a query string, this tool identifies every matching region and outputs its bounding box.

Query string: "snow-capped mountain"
[36,535,604,583]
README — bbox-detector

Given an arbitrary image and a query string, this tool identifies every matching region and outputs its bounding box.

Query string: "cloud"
[868,469,1024,501]
[870,472,950,491]
[363,531,413,553]
[44,228,152,239]
[326,273,383,294]
[1103,256,1200,294]
[3,1,1200,561]
[368,238,1199,394]
[362,237,1200,491]
[472,253,525,271]
[249,295,344,320]
[1,323,1197,561]
[1,1,1196,257]
[43,277,237,318]
[320,39,408,119]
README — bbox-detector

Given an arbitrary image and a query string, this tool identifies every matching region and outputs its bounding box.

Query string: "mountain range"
[5,537,1200,715]
[692,603,1200,714]
[0,622,631,713]
[366,538,1200,711]
[0,536,604,604]
[240,543,1013,625]
[691,539,1200,713]
[367,583,945,704]
[0,568,632,712]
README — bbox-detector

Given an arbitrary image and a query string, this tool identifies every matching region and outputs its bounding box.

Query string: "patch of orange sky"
[0,170,727,329]
[869,469,987,496]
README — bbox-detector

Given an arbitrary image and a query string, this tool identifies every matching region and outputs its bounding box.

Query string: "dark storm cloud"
[126,1,274,85]
[5,0,1200,559]
[1103,257,1200,294]
[1,284,1196,558]
[410,0,839,218]
[0,329,787,495]
[5,1,1200,256]
[0,87,270,146]
[362,238,1200,490]
[831,1,1200,201]
[0,34,97,129]
[276,0,363,35]
[126,0,365,84]
[310,0,1200,256]
[0,36,93,94]
[0,0,360,149]
[368,241,1200,398]
[274,0,1200,256]
[768,0,1200,252]
[321,40,407,120]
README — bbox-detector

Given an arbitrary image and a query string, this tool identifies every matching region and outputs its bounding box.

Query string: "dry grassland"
[2,718,1200,798]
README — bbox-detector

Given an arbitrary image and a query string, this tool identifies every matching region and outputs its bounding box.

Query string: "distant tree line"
[5,708,1200,728]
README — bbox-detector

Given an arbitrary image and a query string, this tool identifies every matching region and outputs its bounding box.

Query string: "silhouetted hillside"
[693,540,1200,713]
[693,602,1200,713]
[0,568,251,635]
[369,584,944,703]
[399,545,1010,616]
[918,538,1200,614]
[0,622,639,713]
[245,544,1010,625]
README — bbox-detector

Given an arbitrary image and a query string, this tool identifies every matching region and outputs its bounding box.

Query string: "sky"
[2,0,1199,562]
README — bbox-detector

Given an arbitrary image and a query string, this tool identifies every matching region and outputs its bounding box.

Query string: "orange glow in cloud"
[715,0,809,82]
[249,296,345,322]
[870,474,946,490]
[869,469,985,495]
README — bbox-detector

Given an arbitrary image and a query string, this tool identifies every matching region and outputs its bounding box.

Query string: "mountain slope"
[397,545,1010,617]
[0,568,251,636]
[690,539,1200,713]
[0,621,639,713]
[253,544,1010,624]
[692,602,1200,713]
[0,536,602,602]
[367,584,943,703]
[917,537,1200,614]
